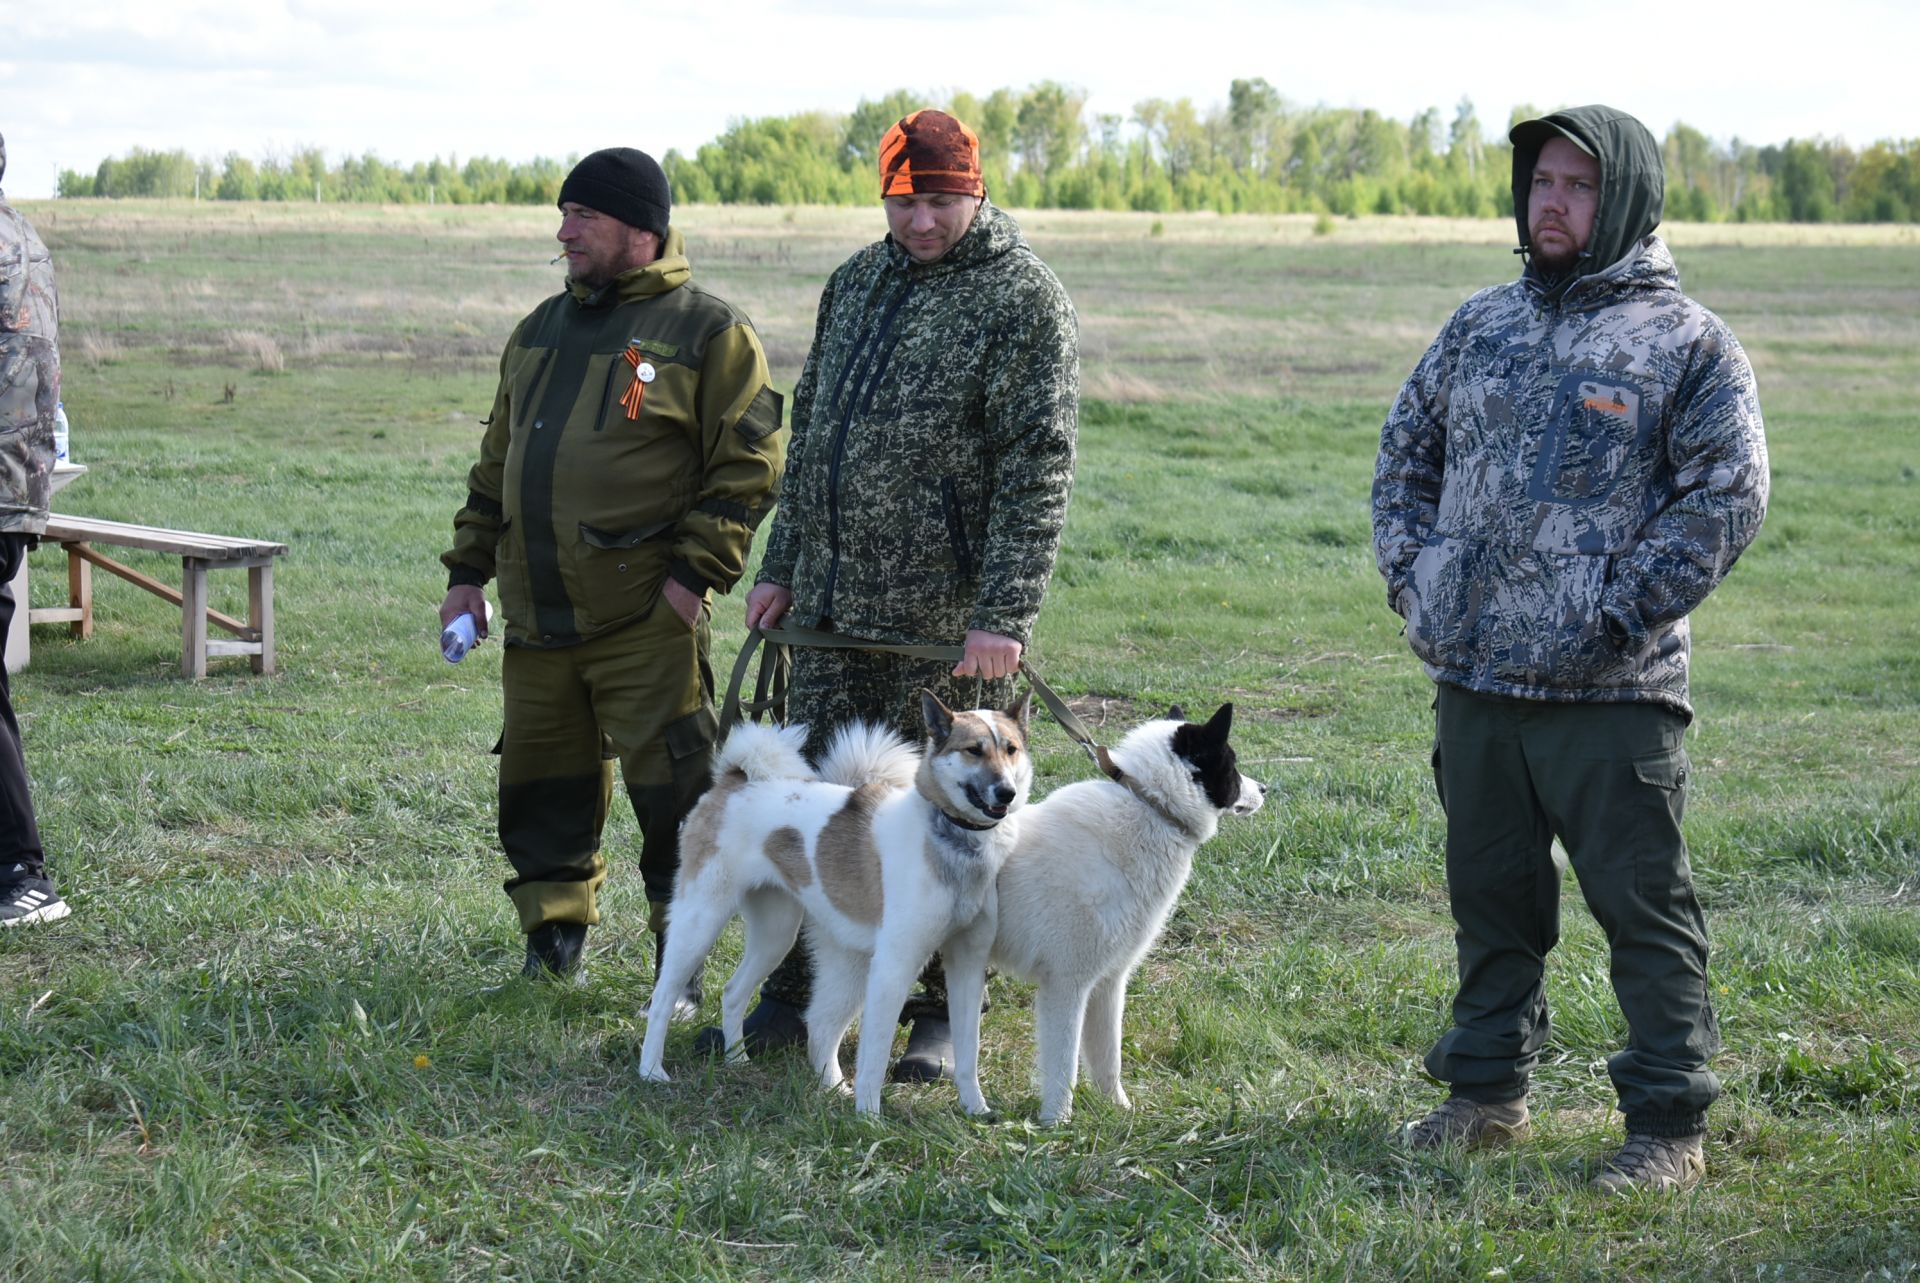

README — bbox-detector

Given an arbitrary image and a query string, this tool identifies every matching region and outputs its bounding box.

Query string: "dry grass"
[224,330,286,373]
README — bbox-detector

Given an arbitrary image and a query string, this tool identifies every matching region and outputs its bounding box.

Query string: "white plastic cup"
[440,612,479,664]
[53,402,70,463]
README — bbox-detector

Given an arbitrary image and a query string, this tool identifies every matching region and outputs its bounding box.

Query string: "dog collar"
[934,806,999,833]
[1105,763,1207,843]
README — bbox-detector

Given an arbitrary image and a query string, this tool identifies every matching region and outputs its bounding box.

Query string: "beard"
[1528,223,1585,276]
[566,260,612,290]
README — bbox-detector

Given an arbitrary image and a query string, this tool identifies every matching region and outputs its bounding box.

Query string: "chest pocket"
[1530,373,1651,505]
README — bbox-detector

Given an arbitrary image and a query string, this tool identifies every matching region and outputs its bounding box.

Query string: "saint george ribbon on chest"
[620,344,657,420]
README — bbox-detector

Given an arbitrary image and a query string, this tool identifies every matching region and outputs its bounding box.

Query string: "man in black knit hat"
[439,147,786,992]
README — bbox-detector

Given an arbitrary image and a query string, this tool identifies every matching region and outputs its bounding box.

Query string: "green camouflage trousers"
[760,640,1014,1019]
[497,601,716,932]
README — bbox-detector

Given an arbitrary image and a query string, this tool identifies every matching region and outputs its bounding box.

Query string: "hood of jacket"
[567,226,692,308]
[883,199,1028,278]
[1510,104,1664,286]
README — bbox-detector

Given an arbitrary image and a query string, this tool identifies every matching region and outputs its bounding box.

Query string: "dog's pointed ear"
[1166,704,1187,721]
[1007,689,1032,731]
[1201,703,1234,740]
[920,688,955,743]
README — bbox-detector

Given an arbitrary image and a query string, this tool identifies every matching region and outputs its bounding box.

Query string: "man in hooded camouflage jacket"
[710,109,1079,1080]
[440,148,784,988]
[0,133,73,928]
[1373,105,1768,1192]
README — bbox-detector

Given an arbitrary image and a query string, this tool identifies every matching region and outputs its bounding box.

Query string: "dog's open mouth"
[966,784,1011,821]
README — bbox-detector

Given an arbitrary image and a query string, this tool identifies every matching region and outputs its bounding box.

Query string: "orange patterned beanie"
[878,110,983,198]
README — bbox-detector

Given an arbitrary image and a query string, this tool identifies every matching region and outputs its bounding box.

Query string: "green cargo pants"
[759,641,1014,1020]
[1427,683,1721,1138]
[497,600,716,932]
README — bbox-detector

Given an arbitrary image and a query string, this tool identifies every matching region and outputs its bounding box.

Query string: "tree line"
[55,81,1920,224]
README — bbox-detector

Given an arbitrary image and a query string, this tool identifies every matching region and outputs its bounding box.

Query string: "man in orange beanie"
[695,109,1080,1086]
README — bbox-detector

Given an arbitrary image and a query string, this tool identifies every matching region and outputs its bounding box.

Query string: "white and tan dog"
[992,703,1265,1122]
[638,690,1033,1116]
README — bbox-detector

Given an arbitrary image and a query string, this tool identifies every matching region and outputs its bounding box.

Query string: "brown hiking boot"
[1592,1132,1705,1193]
[1400,1095,1531,1151]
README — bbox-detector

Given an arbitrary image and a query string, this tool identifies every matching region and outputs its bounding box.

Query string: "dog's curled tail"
[712,721,815,783]
[815,721,920,791]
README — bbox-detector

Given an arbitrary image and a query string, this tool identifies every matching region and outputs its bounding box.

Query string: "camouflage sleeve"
[671,321,786,595]
[756,269,836,589]
[970,278,1080,646]
[440,323,518,588]
[0,204,60,533]
[1599,323,1769,650]
[1372,308,1461,610]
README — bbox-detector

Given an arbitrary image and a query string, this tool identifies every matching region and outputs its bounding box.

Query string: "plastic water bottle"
[52,402,70,463]
[440,612,480,664]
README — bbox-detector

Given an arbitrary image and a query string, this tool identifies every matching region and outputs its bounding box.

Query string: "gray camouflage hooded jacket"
[757,200,1078,648]
[0,181,58,536]
[1372,105,1768,717]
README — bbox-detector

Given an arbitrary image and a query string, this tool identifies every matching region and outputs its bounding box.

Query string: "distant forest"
[54,81,1920,223]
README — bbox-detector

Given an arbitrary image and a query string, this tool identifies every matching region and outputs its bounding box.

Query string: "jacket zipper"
[822,277,915,617]
[939,477,974,581]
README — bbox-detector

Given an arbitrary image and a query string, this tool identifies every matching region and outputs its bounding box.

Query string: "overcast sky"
[3,0,1914,199]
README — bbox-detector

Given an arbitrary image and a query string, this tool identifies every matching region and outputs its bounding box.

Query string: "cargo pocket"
[735,385,784,447]
[665,705,719,809]
[574,520,673,630]
[1630,747,1693,897]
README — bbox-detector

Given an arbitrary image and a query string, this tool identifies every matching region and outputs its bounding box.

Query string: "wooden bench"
[30,515,288,678]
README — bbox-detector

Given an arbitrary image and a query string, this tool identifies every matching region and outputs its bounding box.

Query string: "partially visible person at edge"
[0,133,72,929]
[1372,105,1768,1193]
[439,148,785,996]
[694,108,1080,1082]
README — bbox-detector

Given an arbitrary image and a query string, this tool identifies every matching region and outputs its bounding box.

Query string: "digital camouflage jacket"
[757,201,1078,649]
[444,229,785,647]
[1372,232,1769,718]
[0,192,58,535]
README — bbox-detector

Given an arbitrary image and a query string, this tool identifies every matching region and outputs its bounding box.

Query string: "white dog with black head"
[991,703,1266,1122]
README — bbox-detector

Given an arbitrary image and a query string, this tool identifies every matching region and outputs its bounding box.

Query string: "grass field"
[2,199,1916,1282]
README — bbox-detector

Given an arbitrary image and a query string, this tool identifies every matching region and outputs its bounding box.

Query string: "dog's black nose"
[993,784,1015,806]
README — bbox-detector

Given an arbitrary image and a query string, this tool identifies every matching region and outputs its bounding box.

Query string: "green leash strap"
[718,625,1119,780]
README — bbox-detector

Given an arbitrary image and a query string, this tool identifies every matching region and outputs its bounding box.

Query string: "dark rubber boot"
[691,996,808,1059]
[522,920,588,980]
[890,1014,953,1083]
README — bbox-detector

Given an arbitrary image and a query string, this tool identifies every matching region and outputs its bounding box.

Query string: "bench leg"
[182,558,209,679]
[67,547,93,640]
[249,561,275,675]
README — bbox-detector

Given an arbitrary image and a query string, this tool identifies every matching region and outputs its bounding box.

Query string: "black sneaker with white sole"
[0,865,70,927]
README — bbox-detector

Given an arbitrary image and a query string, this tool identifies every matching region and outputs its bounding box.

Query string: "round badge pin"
[637,362,657,384]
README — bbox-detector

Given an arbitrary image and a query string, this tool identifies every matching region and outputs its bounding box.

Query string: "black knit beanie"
[558,148,671,238]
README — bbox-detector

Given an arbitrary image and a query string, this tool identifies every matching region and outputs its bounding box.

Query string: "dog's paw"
[636,1062,672,1084]
[724,1044,751,1066]
[669,996,701,1024]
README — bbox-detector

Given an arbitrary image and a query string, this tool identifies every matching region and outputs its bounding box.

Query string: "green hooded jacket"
[757,201,1078,649]
[443,229,785,647]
